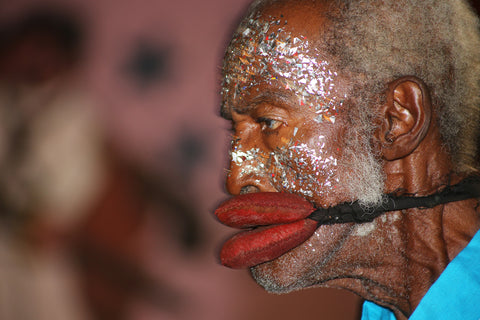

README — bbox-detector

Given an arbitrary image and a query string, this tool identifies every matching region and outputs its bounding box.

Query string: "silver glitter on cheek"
[228,135,340,201]
[269,136,340,199]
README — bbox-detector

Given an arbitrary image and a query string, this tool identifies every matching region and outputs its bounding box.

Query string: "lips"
[215,192,319,268]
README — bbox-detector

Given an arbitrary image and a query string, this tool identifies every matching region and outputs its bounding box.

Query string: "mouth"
[216,177,480,268]
[215,192,319,268]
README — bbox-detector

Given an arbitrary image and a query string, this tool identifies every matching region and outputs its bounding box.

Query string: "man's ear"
[377,76,432,160]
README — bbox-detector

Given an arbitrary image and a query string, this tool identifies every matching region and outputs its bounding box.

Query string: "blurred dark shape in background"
[474,0,480,12]
[0,5,211,319]
[0,7,83,84]
[72,149,205,320]
[123,40,172,90]
[0,6,103,320]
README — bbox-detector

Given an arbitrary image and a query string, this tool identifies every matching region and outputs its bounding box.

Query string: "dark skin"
[221,1,480,319]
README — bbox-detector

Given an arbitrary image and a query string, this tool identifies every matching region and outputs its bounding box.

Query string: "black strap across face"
[308,176,480,225]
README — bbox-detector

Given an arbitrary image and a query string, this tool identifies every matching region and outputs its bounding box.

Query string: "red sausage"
[220,218,318,269]
[215,192,315,228]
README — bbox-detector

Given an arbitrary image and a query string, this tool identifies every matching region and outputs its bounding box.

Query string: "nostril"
[240,185,260,194]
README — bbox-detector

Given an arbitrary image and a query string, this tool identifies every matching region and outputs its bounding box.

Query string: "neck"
[373,131,479,318]
[333,130,480,319]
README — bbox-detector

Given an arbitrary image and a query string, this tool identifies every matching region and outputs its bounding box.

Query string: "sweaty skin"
[220,1,480,319]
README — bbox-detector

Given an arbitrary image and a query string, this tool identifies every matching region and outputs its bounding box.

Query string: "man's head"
[219,0,480,317]
[221,0,386,209]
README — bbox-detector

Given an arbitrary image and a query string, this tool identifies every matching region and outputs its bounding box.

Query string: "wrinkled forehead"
[221,3,345,123]
[223,11,312,72]
[223,1,329,73]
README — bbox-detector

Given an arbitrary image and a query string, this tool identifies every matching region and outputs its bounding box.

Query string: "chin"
[249,223,354,293]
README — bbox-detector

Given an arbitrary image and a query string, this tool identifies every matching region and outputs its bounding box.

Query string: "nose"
[225,138,277,196]
[226,166,276,195]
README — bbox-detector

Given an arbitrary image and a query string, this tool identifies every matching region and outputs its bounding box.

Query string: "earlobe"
[379,76,432,160]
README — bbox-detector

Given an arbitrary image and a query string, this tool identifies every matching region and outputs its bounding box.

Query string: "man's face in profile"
[220,1,386,292]
[222,8,350,206]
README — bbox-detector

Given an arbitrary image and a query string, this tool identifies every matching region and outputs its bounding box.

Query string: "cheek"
[229,132,345,205]
[269,136,341,203]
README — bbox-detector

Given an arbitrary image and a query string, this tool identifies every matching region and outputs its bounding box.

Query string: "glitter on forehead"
[222,12,344,123]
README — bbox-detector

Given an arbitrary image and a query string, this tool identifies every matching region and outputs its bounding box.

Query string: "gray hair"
[324,0,480,173]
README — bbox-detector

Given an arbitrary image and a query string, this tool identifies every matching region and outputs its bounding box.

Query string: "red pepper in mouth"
[215,192,318,268]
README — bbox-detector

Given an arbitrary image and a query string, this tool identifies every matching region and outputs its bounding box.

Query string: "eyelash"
[256,117,283,132]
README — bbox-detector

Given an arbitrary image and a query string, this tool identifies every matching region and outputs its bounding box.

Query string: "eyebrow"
[220,90,293,120]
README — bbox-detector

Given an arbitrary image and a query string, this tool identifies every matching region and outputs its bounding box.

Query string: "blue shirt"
[362,229,480,320]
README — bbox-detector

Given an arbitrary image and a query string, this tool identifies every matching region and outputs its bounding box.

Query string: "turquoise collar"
[362,229,480,319]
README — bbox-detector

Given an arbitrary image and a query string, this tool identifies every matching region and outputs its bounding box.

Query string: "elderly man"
[215,0,480,319]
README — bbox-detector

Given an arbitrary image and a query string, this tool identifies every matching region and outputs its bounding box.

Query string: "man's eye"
[257,117,283,131]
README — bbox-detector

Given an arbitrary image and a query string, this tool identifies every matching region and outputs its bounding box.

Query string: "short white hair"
[325,0,480,173]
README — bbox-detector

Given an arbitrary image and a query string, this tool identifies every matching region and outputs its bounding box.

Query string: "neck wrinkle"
[378,126,457,316]
[442,198,480,261]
